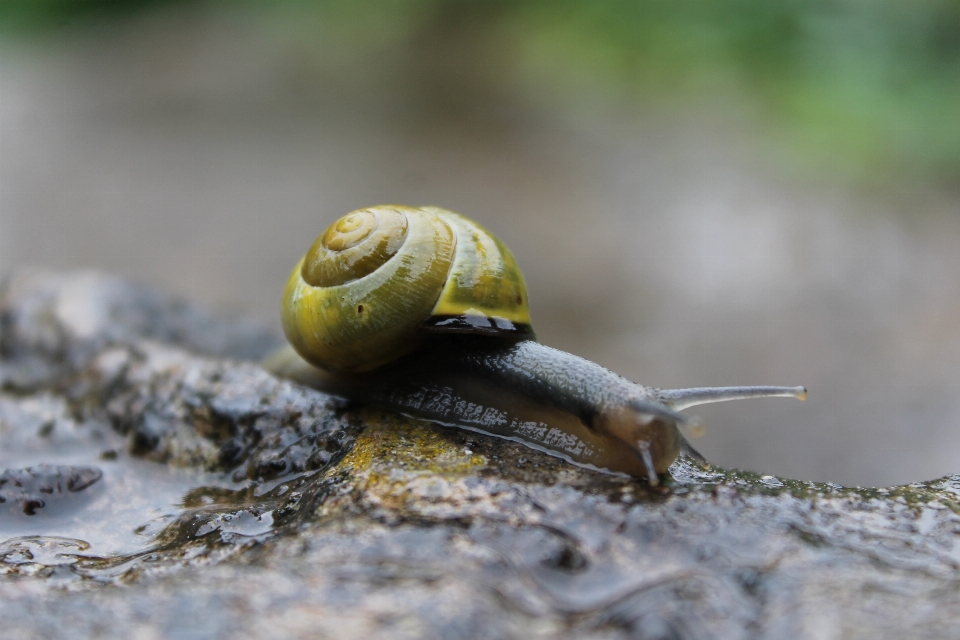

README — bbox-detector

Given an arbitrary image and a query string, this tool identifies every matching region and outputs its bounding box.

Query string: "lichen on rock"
[2,269,960,639]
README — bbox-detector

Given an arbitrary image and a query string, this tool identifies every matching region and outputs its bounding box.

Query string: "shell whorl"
[301,208,409,287]
[282,205,533,372]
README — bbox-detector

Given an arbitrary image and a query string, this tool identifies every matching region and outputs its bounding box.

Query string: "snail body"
[270,205,806,483]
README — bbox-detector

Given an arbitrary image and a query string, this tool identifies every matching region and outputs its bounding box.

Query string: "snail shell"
[282,205,532,372]
[270,205,807,483]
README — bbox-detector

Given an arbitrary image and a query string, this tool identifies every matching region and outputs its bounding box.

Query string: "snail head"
[592,399,688,484]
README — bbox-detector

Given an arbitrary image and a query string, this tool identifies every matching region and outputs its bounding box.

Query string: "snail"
[265,205,806,484]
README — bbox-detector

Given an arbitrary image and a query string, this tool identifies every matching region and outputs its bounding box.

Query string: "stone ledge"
[1,269,958,639]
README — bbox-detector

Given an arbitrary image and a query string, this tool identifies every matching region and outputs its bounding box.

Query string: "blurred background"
[2,0,959,487]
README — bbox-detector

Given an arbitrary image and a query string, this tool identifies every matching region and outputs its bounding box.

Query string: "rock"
[1,269,960,638]
[0,269,281,391]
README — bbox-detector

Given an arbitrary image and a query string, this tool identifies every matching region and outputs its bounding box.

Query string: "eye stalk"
[270,206,807,482]
[656,386,808,411]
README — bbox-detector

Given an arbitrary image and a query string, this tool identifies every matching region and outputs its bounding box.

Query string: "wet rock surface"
[1,269,960,639]
[0,465,103,516]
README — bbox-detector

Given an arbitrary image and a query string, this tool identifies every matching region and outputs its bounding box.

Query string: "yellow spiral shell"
[282,205,533,372]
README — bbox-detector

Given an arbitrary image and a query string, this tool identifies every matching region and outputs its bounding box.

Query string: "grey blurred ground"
[4,5,960,486]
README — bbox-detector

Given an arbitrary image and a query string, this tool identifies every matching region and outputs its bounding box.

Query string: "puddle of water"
[0,388,332,584]
[0,392,240,558]
[0,456,231,558]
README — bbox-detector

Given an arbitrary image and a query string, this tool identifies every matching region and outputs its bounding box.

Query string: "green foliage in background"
[3,0,959,185]
[509,0,960,185]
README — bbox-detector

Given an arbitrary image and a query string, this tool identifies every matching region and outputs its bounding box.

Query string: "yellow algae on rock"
[328,410,491,515]
[336,410,489,479]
